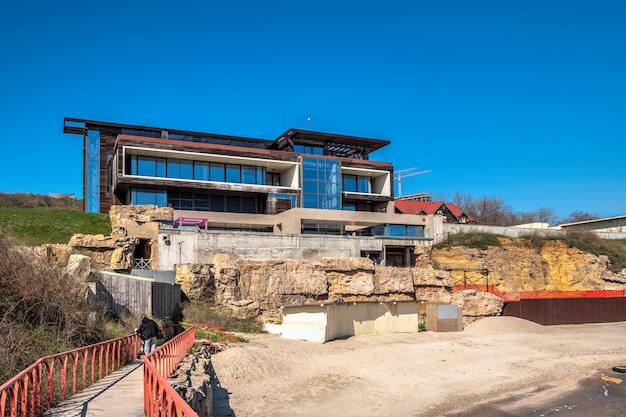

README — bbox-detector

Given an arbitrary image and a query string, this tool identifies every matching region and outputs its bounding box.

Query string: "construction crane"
[394,167,432,198]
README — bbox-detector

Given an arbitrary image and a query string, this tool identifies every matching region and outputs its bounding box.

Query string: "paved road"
[43,360,145,417]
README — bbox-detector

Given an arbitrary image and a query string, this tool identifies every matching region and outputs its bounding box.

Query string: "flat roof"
[64,117,391,152]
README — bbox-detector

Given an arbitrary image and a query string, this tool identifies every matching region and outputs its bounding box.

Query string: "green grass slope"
[0,207,111,246]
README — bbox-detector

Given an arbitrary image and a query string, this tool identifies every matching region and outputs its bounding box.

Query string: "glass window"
[241,166,256,184]
[343,175,357,192]
[156,158,166,177]
[342,202,356,211]
[128,155,138,175]
[137,156,156,176]
[132,187,167,207]
[357,176,371,193]
[256,166,266,185]
[210,163,225,182]
[303,180,318,194]
[167,191,180,209]
[267,172,280,186]
[167,159,181,178]
[301,157,341,210]
[179,192,193,209]
[242,196,256,213]
[388,225,406,237]
[295,144,324,155]
[210,195,225,211]
[227,196,241,212]
[87,130,100,213]
[194,162,209,180]
[195,194,210,211]
[226,164,240,183]
[180,160,193,180]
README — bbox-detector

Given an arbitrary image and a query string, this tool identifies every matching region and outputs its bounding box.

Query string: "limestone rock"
[327,270,374,296]
[431,238,625,293]
[169,346,212,417]
[69,234,115,249]
[237,260,327,309]
[213,254,240,305]
[230,300,260,319]
[374,267,414,294]
[602,268,626,284]
[39,244,74,266]
[413,246,434,269]
[66,254,93,281]
[452,290,503,318]
[176,264,214,303]
[412,268,453,288]
[109,205,172,239]
[319,257,375,272]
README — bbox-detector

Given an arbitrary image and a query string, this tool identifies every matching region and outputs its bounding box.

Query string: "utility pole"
[394,167,432,198]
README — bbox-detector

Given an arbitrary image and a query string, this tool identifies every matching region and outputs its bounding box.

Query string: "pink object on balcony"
[173,217,208,230]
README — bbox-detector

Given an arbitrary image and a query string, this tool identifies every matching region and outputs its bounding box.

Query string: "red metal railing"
[0,333,140,417]
[143,327,198,417]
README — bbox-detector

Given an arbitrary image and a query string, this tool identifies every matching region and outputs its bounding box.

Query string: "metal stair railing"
[143,327,198,417]
[0,333,141,417]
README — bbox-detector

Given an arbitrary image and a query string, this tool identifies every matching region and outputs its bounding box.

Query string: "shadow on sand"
[211,362,235,417]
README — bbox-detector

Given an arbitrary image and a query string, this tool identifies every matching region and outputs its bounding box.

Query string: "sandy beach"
[211,316,626,416]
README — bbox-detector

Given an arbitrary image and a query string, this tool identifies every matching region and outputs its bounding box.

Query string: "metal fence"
[0,334,141,417]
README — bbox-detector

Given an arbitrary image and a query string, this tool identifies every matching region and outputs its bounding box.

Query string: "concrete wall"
[156,230,433,269]
[442,223,626,240]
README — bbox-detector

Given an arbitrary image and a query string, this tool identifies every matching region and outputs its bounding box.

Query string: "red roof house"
[395,200,475,224]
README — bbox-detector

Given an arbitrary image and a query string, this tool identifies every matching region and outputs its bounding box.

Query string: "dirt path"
[211,317,626,416]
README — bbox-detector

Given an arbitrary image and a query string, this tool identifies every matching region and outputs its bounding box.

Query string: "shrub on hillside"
[0,234,109,384]
[0,192,82,211]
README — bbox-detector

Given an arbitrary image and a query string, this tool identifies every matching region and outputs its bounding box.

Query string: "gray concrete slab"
[43,359,145,417]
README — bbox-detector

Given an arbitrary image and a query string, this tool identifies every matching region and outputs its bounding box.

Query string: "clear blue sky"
[1,1,624,220]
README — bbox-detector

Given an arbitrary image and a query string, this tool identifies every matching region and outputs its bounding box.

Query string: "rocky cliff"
[430,238,626,293]
[37,204,626,324]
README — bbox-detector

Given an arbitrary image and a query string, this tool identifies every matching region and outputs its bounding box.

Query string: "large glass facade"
[87,130,100,213]
[129,187,263,213]
[130,187,167,206]
[126,155,268,185]
[301,158,341,210]
[372,224,425,238]
[294,144,324,155]
[342,174,371,193]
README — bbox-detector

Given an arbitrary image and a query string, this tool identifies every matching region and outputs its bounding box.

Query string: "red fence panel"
[0,334,141,417]
[143,327,198,417]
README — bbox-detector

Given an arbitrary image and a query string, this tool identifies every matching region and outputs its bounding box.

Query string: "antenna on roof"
[394,167,432,198]
[307,116,311,130]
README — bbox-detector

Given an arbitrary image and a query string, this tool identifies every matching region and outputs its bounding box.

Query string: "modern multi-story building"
[64,118,440,267]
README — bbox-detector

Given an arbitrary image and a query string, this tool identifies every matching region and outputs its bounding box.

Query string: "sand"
[210,317,626,416]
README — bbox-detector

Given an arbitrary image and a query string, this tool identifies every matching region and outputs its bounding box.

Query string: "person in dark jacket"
[135,314,159,355]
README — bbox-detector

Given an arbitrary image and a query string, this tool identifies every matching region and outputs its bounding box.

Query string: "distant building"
[49,193,75,199]
[394,200,475,224]
[64,117,440,267]
[397,192,432,202]
[558,215,626,234]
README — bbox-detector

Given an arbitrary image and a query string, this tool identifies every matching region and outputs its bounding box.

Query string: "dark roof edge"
[63,117,271,146]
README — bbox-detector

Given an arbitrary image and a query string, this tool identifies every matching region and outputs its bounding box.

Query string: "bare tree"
[561,210,600,224]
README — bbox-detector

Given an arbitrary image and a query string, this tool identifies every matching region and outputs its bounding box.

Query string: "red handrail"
[0,333,141,417]
[143,327,198,417]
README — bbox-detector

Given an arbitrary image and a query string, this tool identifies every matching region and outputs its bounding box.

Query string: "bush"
[434,232,503,250]
[0,234,112,384]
